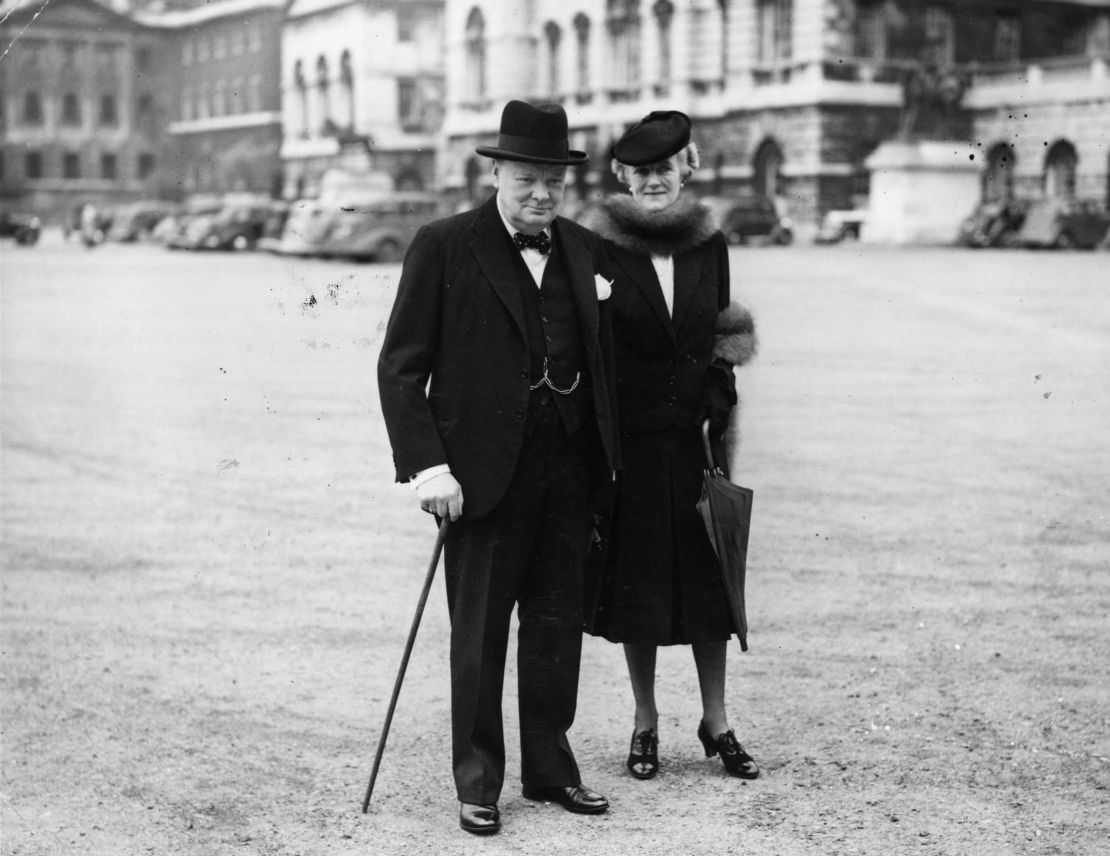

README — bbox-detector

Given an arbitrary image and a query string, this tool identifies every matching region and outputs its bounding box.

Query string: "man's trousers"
[443,394,599,805]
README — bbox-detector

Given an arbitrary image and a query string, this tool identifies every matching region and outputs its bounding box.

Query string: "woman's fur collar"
[591,193,718,257]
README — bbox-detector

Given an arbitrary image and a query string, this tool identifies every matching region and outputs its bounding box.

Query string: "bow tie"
[513,231,551,255]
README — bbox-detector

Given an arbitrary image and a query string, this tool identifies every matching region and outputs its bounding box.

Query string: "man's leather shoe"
[459,802,501,835]
[521,784,609,814]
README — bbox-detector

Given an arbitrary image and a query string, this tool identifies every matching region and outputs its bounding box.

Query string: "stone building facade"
[440,0,1110,230]
[0,0,172,218]
[137,0,286,198]
[279,0,445,199]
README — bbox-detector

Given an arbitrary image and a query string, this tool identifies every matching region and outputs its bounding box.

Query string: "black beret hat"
[610,111,692,166]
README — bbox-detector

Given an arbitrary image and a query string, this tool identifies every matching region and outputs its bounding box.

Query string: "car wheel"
[1052,231,1074,250]
[375,239,402,263]
[776,229,794,246]
[724,229,744,246]
[231,234,251,251]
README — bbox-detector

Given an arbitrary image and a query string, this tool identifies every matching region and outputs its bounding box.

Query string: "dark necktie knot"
[513,231,551,255]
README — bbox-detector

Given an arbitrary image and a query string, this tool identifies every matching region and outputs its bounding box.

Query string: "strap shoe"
[697,721,760,779]
[627,727,659,779]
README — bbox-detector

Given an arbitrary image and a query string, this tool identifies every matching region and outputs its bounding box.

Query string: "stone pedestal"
[864,140,981,244]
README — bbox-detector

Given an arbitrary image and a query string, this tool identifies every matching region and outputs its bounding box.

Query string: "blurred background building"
[0,0,171,217]
[136,0,286,199]
[279,0,444,199]
[2,0,1108,233]
[440,0,1110,227]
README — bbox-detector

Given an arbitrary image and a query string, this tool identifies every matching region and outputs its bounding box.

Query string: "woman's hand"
[700,361,738,439]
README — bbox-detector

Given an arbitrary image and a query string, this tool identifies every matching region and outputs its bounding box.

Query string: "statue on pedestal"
[898,38,968,140]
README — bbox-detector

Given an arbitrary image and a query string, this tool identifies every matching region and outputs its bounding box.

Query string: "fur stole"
[714,301,757,368]
[590,194,718,257]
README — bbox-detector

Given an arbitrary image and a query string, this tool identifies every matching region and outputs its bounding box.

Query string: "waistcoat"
[510,237,593,436]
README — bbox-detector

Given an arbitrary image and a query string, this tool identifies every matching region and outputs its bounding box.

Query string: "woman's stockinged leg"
[692,640,729,736]
[623,643,659,732]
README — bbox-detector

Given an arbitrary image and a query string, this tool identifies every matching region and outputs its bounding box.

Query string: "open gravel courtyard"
[2,235,1108,855]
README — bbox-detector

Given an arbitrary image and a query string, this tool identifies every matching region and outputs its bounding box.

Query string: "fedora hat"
[476,100,588,165]
[611,111,691,166]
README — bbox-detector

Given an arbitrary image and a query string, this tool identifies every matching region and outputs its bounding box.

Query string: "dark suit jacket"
[603,231,730,435]
[377,195,620,520]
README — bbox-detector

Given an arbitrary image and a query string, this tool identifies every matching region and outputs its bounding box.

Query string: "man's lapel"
[552,218,599,356]
[469,196,527,341]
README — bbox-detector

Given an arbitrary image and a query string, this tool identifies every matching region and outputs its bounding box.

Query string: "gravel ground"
[2,235,1108,855]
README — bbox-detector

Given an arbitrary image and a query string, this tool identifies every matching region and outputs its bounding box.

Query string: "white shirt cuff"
[409,464,451,489]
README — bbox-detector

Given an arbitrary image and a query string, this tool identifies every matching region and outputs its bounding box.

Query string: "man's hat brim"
[475,145,589,166]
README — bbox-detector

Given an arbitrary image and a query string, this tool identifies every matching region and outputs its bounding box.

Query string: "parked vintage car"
[272,199,336,256]
[190,198,288,251]
[0,210,42,245]
[815,209,869,244]
[1014,197,1110,250]
[165,195,224,250]
[255,204,294,253]
[313,192,443,261]
[701,195,794,245]
[107,201,180,242]
[956,199,1029,248]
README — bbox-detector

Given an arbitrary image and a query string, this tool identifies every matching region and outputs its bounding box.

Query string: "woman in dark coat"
[584,111,759,780]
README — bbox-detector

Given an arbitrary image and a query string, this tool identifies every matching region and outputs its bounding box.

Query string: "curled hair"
[611,141,701,185]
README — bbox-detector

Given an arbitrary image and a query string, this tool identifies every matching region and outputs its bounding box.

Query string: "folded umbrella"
[696,423,753,652]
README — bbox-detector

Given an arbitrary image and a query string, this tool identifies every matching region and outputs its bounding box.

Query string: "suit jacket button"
[520,369,529,378]
[515,408,525,419]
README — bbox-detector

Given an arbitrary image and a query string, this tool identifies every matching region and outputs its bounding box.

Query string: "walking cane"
[361,518,449,812]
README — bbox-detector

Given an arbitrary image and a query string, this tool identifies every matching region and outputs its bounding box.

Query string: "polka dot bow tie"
[513,231,551,255]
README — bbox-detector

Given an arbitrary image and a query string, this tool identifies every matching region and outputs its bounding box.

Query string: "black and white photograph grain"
[2,0,1109,854]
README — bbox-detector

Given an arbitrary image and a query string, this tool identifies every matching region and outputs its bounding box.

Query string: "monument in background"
[864,42,979,245]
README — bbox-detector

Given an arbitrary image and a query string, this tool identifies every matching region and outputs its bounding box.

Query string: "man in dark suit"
[377,100,620,835]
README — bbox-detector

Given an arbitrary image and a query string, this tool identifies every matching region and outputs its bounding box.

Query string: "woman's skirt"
[585,425,735,645]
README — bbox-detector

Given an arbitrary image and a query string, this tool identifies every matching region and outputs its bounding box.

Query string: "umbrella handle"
[701,421,720,472]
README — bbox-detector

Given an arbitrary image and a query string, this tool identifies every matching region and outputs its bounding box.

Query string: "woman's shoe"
[626,728,659,779]
[697,721,760,779]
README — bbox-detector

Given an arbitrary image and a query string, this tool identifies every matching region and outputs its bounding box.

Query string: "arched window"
[293,60,308,138]
[544,22,563,97]
[1043,140,1077,199]
[983,143,1016,203]
[757,0,792,63]
[316,55,330,134]
[573,14,591,94]
[606,0,642,97]
[752,138,786,198]
[230,78,244,114]
[465,8,487,101]
[464,155,482,202]
[213,80,227,116]
[653,1,674,90]
[339,51,354,131]
[924,4,955,66]
[718,0,731,77]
